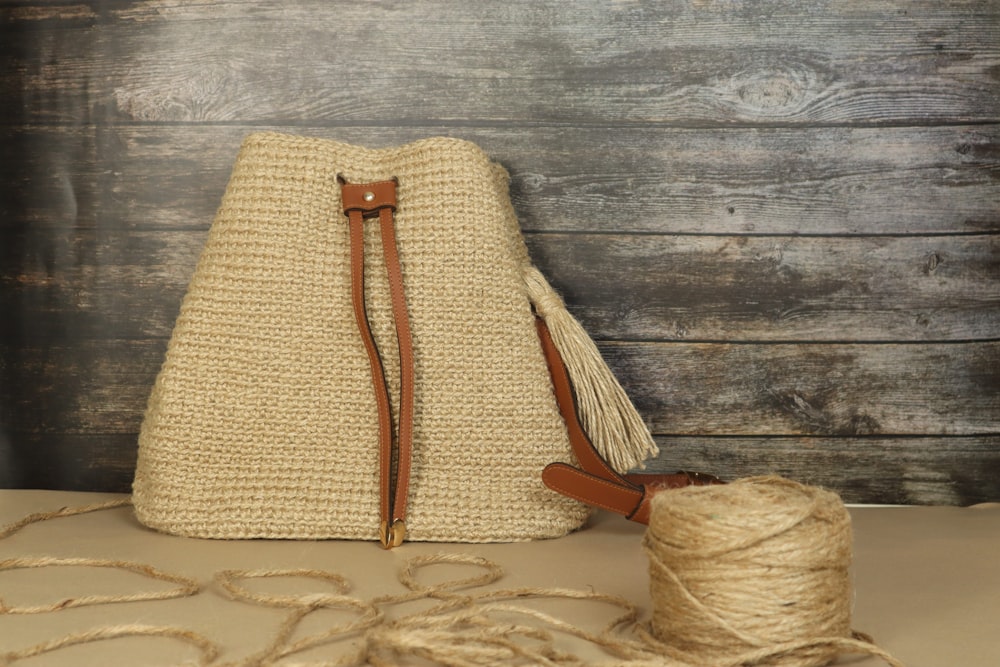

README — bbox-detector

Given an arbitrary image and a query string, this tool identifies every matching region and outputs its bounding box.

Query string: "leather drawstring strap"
[340,177,415,549]
[535,318,723,523]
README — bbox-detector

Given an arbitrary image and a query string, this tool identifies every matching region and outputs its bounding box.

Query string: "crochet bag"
[133,133,714,547]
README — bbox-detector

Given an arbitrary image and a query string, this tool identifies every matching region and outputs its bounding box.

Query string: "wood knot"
[924,252,942,274]
[722,60,823,119]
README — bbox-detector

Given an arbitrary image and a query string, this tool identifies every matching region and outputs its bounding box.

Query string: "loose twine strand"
[0,498,132,541]
[0,480,905,666]
[0,555,198,615]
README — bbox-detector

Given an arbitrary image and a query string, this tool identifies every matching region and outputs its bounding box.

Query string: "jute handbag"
[133,133,716,546]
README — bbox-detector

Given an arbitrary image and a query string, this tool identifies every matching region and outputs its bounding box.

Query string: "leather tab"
[542,463,644,518]
[340,178,398,218]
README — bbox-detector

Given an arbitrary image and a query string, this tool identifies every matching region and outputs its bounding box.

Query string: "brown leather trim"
[346,207,394,530]
[376,205,415,525]
[341,178,415,546]
[542,463,643,516]
[626,492,655,525]
[340,178,398,217]
[535,316,723,525]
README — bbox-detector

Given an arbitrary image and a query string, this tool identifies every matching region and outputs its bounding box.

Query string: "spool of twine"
[643,475,902,667]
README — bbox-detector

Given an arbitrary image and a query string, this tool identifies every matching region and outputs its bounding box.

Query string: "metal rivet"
[363,191,375,202]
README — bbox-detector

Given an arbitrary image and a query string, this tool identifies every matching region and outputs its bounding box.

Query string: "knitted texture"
[133,133,591,541]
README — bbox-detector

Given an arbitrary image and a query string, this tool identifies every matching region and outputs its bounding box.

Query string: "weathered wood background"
[1,1,998,504]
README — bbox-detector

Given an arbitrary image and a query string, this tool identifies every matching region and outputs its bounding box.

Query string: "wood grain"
[4,229,997,342]
[5,124,996,235]
[528,233,1000,342]
[3,1,998,126]
[606,341,1000,436]
[3,337,996,498]
[0,433,138,492]
[646,435,1000,506]
[505,126,1000,235]
[3,338,994,437]
[4,430,997,504]
[1,0,997,504]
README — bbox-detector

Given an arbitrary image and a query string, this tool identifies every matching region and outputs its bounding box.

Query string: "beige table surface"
[1,490,997,666]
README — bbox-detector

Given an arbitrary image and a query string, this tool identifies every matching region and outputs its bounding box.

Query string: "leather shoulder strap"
[535,317,722,524]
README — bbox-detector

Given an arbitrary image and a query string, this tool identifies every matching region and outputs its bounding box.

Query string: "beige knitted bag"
[132,132,666,546]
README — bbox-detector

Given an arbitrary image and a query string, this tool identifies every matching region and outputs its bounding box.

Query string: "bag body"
[133,133,596,542]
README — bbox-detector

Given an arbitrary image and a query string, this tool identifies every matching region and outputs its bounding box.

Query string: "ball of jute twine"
[642,475,904,667]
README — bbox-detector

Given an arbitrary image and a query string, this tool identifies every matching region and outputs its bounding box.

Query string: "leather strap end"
[623,470,726,491]
[542,465,726,526]
[622,472,726,524]
[542,463,645,520]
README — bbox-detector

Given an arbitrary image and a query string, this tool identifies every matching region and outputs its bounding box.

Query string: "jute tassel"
[522,266,658,472]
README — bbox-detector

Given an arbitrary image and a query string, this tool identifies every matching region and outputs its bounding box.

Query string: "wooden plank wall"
[1,1,998,504]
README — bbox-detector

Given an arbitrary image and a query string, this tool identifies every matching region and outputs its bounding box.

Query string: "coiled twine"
[644,475,862,667]
[2,480,905,666]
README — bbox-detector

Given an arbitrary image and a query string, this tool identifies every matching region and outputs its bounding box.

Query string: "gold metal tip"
[379,519,407,549]
[391,519,406,547]
[379,521,391,549]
